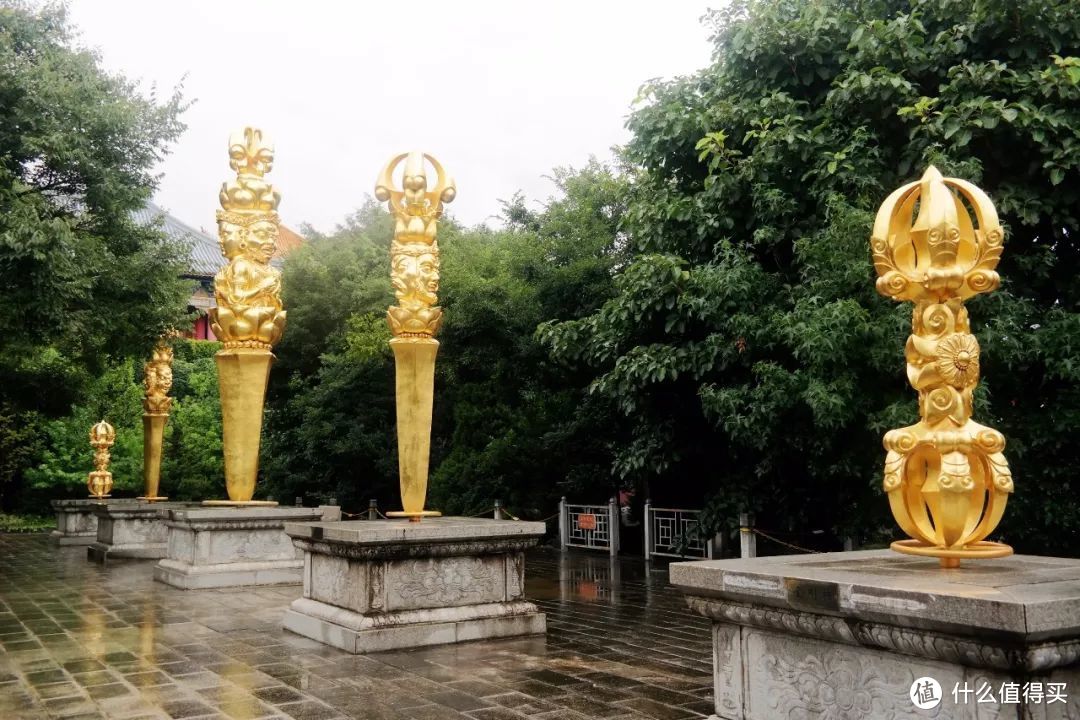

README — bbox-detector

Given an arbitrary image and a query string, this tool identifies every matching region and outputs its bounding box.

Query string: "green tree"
[162,340,225,501]
[23,358,144,502]
[262,203,398,509]
[431,162,627,516]
[540,0,1080,552]
[23,340,225,506]
[263,164,627,518]
[0,3,191,509]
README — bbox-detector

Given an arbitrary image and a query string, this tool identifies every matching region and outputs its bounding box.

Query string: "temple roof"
[131,201,221,278]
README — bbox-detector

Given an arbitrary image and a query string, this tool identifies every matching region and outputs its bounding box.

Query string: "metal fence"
[644,503,718,559]
[558,497,620,556]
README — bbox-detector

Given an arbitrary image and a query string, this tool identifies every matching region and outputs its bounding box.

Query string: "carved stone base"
[87,501,199,561]
[154,506,341,589]
[283,517,547,653]
[672,550,1080,720]
[51,499,134,546]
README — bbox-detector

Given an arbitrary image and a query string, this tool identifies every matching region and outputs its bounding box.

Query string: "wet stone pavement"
[0,533,714,720]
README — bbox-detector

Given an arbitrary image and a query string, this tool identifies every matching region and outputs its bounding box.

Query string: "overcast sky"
[66,1,718,234]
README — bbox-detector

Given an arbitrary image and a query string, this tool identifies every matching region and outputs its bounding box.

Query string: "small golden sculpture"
[375,152,456,520]
[206,127,285,506]
[140,340,172,501]
[87,420,115,499]
[872,166,1013,567]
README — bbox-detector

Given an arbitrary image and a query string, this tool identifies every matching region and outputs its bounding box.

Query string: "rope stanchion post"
[367,499,377,521]
[294,496,302,507]
[608,496,619,558]
[558,497,567,552]
[643,499,652,561]
[707,530,722,560]
[494,499,502,520]
[739,512,757,559]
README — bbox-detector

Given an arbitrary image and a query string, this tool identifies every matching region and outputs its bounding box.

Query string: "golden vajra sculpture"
[206,127,286,505]
[872,166,1013,567]
[375,151,456,520]
[87,420,115,499]
[140,340,172,501]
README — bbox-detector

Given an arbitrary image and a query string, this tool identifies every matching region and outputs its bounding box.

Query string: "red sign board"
[576,514,597,531]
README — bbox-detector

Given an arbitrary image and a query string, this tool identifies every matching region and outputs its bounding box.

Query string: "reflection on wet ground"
[0,534,712,719]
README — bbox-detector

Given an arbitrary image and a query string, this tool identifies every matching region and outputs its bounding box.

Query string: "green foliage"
[262,203,399,509]
[0,3,191,509]
[162,340,225,501]
[24,358,144,499]
[264,163,626,517]
[22,340,224,507]
[540,0,1080,551]
[0,513,54,533]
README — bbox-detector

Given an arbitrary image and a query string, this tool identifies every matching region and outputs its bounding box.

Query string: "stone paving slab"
[0,533,711,719]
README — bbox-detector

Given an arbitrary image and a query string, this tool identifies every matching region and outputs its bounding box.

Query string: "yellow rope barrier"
[751,528,823,554]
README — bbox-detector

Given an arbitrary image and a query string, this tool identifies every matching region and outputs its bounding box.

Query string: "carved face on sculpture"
[217,219,244,260]
[391,247,439,306]
[143,366,157,393]
[156,366,173,393]
[243,220,278,264]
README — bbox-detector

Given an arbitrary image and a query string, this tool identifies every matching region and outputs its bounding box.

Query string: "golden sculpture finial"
[377,151,455,521]
[205,127,285,506]
[378,152,456,339]
[209,126,287,350]
[871,166,1012,567]
[87,420,115,499]
[140,339,172,501]
[219,127,281,214]
[143,342,174,415]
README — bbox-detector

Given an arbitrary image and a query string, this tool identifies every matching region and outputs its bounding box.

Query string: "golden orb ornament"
[871,166,1013,567]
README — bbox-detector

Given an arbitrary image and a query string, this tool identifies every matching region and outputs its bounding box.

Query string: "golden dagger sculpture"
[375,152,456,521]
[139,340,172,501]
[206,127,286,506]
[87,420,115,499]
[872,166,1013,567]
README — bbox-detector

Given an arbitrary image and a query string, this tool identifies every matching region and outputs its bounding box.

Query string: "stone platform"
[154,505,340,589]
[50,498,136,545]
[283,517,547,653]
[87,501,196,562]
[671,550,1080,720]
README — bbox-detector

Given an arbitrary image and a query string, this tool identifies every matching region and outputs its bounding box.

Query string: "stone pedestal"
[50,499,124,545]
[283,517,547,654]
[671,550,1080,720]
[87,501,196,561]
[154,506,341,589]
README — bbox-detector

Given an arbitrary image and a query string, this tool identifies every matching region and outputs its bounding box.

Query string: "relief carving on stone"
[713,623,742,716]
[369,562,385,611]
[760,644,915,719]
[506,553,524,600]
[294,537,539,562]
[394,557,497,607]
[687,595,1079,673]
